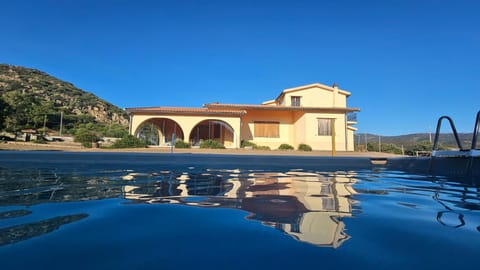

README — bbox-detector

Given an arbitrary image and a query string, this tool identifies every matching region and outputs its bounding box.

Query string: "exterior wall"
[130,111,353,151]
[240,109,349,151]
[293,111,306,147]
[347,129,355,151]
[221,125,234,147]
[283,86,347,108]
[130,114,241,148]
[240,110,295,149]
[295,112,348,151]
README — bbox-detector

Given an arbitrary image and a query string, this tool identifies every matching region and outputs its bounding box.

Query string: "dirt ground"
[0,141,400,157]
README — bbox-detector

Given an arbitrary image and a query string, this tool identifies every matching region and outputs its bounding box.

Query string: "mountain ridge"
[0,64,128,132]
[356,132,474,149]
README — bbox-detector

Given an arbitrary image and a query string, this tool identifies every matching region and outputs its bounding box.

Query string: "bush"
[111,135,146,148]
[200,139,225,149]
[404,141,448,156]
[380,143,403,155]
[367,142,405,155]
[74,128,99,148]
[241,140,256,148]
[104,123,128,138]
[278,143,294,150]
[298,143,312,151]
[33,138,48,144]
[241,140,270,150]
[175,140,191,148]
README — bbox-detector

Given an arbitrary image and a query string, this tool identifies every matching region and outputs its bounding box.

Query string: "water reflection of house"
[122,170,356,248]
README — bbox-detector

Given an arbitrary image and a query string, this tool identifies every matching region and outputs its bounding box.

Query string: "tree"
[74,127,99,148]
[0,96,11,130]
[104,123,128,138]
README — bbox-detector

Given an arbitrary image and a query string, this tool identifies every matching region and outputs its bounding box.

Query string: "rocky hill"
[0,64,128,132]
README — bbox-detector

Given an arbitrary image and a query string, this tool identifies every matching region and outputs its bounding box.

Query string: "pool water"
[0,152,479,269]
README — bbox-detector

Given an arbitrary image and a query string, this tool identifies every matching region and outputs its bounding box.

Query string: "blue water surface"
[0,151,479,270]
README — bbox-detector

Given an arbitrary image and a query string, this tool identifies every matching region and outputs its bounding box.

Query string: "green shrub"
[404,141,448,156]
[380,143,403,155]
[298,143,312,151]
[241,140,257,148]
[241,140,270,150]
[74,128,99,148]
[278,143,294,150]
[111,135,146,148]
[80,141,93,148]
[200,139,226,149]
[104,123,129,138]
[33,138,48,144]
[175,140,191,148]
[367,142,404,154]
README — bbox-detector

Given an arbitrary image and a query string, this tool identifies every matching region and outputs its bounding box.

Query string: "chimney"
[332,82,338,107]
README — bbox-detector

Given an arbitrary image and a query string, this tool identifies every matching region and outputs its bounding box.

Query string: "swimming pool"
[0,151,479,269]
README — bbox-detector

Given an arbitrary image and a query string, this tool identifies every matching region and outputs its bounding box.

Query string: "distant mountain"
[0,64,128,132]
[356,133,474,149]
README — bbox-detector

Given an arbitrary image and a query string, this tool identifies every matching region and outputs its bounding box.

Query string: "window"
[317,118,332,136]
[254,121,279,138]
[291,96,301,106]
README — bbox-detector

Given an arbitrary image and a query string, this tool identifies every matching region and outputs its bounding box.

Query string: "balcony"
[347,113,357,123]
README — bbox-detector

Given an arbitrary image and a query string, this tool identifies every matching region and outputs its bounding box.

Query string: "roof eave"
[125,108,245,116]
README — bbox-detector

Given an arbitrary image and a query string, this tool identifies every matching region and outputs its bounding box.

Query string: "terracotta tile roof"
[204,103,360,112]
[125,106,246,116]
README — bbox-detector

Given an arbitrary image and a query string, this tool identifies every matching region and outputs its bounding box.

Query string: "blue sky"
[1,0,479,135]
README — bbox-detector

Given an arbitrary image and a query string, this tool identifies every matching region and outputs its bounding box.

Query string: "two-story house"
[126,83,359,151]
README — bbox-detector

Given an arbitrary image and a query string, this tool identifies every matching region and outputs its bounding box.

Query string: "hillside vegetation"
[0,64,128,136]
[356,132,476,154]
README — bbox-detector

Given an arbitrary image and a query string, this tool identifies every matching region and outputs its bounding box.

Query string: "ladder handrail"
[471,110,480,150]
[432,116,464,151]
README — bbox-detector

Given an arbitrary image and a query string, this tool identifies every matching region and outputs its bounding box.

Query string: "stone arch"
[135,118,184,146]
[189,119,235,148]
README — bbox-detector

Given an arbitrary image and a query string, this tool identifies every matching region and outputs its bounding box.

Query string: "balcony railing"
[347,112,357,122]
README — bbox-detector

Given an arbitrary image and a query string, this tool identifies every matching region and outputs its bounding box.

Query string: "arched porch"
[135,118,184,146]
[127,109,243,148]
[189,120,235,148]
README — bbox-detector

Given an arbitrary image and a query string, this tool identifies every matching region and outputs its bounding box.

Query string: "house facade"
[126,83,359,151]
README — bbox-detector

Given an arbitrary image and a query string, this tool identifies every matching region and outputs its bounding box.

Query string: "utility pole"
[42,114,47,135]
[378,135,381,152]
[356,134,360,151]
[429,127,432,143]
[59,111,63,137]
[364,133,368,152]
[331,119,336,156]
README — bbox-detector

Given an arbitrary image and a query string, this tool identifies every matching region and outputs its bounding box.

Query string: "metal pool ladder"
[432,110,480,157]
[429,110,480,177]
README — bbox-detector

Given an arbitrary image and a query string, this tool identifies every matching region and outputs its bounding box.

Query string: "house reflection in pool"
[122,170,357,248]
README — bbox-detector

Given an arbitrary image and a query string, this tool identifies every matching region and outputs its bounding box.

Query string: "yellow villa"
[126,83,360,151]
